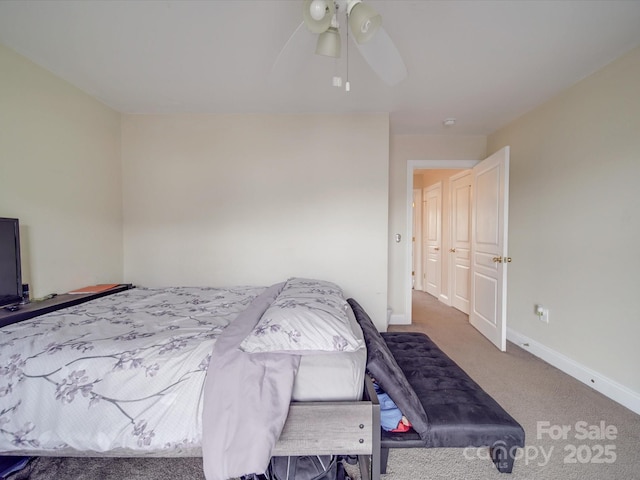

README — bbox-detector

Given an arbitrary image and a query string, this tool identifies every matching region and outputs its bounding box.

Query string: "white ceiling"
[1,0,640,135]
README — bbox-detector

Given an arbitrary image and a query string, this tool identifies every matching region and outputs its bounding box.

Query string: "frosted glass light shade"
[348,1,381,44]
[315,27,341,58]
[309,0,327,20]
[303,0,335,33]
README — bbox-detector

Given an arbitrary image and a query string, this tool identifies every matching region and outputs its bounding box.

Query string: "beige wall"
[0,42,390,327]
[0,44,123,297]
[387,135,487,321]
[488,46,640,394]
[121,113,390,328]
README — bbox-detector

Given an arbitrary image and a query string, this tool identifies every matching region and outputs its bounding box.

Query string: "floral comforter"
[0,286,265,455]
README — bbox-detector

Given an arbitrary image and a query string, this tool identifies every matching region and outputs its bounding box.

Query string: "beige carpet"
[382,291,640,480]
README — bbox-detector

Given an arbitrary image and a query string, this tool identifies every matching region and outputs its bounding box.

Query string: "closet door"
[423,182,442,298]
[450,171,472,314]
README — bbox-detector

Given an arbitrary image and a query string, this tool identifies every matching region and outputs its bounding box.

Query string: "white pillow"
[240,278,364,354]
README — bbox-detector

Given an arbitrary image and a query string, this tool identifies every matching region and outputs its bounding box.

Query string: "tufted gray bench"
[348,298,525,477]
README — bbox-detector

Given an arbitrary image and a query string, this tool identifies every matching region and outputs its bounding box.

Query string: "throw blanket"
[202,283,298,480]
[202,278,364,480]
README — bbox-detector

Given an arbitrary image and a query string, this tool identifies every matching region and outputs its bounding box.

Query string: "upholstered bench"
[347,298,525,476]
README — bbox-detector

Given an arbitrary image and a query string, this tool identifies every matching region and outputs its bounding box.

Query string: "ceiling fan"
[270,0,407,89]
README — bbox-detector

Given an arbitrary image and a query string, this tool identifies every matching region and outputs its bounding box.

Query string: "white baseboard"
[507,328,640,416]
[389,313,410,325]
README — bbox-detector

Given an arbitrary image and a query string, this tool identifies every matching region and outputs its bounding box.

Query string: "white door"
[412,189,423,290]
[423,183,442,298]
[470,147,510,351]
[450,171,472,314]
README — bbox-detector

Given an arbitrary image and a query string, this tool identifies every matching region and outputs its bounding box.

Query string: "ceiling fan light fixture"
[309,0,327,20]
[316,27,341,58]
[303,0,335,34]
[347,0,382,44]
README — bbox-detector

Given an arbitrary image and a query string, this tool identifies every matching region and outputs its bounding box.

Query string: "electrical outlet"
[535,304,549,323]
[540,309,549,323]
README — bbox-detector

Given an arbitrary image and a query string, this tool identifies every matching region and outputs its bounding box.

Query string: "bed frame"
[273,376,380,480]
[0,379,380,480]
[1,286,381,480]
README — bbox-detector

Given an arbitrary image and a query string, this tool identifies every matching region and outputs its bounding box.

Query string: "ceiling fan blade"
[354,26,407,86]
[268,21,316,85]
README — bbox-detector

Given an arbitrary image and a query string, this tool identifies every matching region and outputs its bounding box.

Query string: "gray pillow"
[347,299,430,440]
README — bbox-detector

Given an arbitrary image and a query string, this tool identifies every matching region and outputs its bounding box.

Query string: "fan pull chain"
[345,3,350,92]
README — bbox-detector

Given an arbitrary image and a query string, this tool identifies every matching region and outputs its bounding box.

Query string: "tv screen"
[0,218,22,308]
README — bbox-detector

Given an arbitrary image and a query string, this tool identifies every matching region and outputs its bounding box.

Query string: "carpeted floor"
[6,456,362,480]
[381,291,640,480]
[6,456,206,480]
[6,291,640,479]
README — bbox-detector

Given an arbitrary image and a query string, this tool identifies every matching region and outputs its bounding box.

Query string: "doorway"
[405,148,510,352]
[404,160,478,324]
[414,170,471,313]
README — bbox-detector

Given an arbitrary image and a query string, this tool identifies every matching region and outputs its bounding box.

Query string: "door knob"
[492,256,503,263]
[506,257,512,263]
[434,247,440,251]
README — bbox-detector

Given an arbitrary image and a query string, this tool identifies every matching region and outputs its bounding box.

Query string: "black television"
[0,218,23,308]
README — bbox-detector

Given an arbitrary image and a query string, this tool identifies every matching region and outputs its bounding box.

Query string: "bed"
[0,278,377,480]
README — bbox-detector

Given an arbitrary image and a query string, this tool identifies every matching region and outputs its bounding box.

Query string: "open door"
[469,147,510,351]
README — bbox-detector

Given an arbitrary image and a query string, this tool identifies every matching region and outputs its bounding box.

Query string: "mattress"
[0,284,365,457]
[293,304,366,401]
